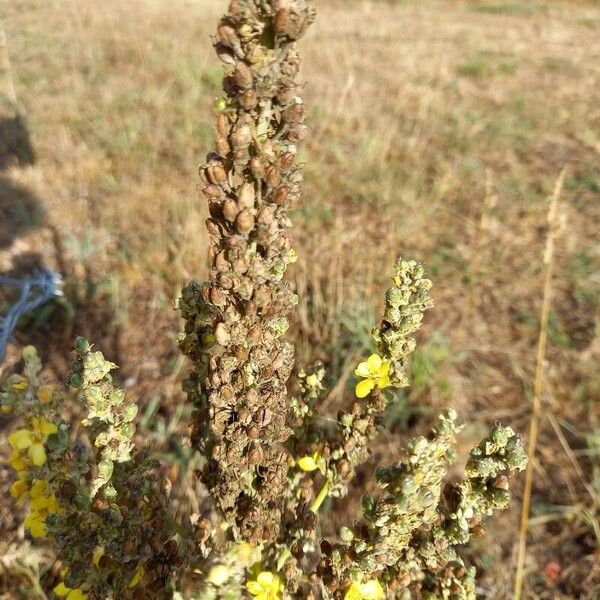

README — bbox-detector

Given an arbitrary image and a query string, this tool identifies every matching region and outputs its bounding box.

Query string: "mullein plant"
[2,1,528,599]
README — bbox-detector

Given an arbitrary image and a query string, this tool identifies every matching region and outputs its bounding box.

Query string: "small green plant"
[2,1,527,598]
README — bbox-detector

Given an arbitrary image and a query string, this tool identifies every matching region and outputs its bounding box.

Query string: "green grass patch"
[468,2,544,15]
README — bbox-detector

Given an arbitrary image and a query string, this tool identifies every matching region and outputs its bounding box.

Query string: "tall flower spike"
[179,0,316,543]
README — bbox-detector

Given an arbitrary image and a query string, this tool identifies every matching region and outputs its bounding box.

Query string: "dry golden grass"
[1,0,600,598]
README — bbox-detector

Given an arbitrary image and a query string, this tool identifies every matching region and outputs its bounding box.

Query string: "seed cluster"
[318,411,528,599]
[179,0,315,543]
[2,345,183,599]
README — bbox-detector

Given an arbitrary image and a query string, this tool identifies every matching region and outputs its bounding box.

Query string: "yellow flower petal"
[28,443,47,466]
[128,565,145,588]
[92,547,104,567]
[354,361,372,378]
[297,455,318,472]
[378,361,391,378]
[30,479,47,498]
[247,581,263,595]
[53,582,71,597]
[344,583,363,600]
[37,386,53,404]
[366,354,383,372]
[355,379,374,398]
[32,416,58,438]
[9,451,28,471]
[257,571,274,586]
[10,478,28,500]
[8,429,33,450]
[24,513,47,538]
[66,590,88,600]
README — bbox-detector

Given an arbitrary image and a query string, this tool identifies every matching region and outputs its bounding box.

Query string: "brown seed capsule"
[217,113,230,136]
[283,102,305,124]
[243,300,257,317]
[214,251,228,271]
[272,186,289,205]
[265,164,281,188]
[234,345,248,361]
[92,497,109,512]
[215,42,236,66]
[202,184,224,201]
[218,24,237,46]
[280,152,295,172]
[223,199,239,222]
[247,325,262,344]
[274,9,289,35]
[216,135,231,156]
[231,124,252,149]
[241,89,258,110]
[209,287,226,306]
[248,445,263,464]
[206,218,222,238]
[235,209,255,233]
[238,182,256,208]
[289,124,309,143]
[214,323,231,346]
[233,62,253,89]
[247,424,260,438]
[218,274,234,290]
[206,164,227,185]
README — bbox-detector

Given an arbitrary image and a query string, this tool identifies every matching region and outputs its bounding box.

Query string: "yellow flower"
[128,565,145,588]
[9,451,27,471]
[246,571,284,600]
[30,479,48,498]
[28,442,47,466]
[354,354,391,398]
[10,478,29,501]
[37,386,53,404]
[24,512,47,538]
[53,582,71,597]
[297,451,322,473]
[344,580,385,600]
[53,581,87,599]
[31,416,58,438]
[8,429,33,450]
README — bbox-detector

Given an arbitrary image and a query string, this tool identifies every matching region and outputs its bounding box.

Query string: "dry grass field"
[1,0,599,598]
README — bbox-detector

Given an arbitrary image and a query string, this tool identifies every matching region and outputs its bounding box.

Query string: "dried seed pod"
[206,163,227,185]
[235,209,255,233]
[223,199,239,222]
[272,186,289,205]
[238,182,256,208]
[283,102,305,124]
[216,135,231,156]
[233,62,253,89]
[217,23,237,47]
[215,323,231,346]
[265,164,282,188]
[202,184,224,202]
[241,89,258,110]
[217,113,230,136]
[215,42,236,66]
[230,123,253,149]
[280,152,295,172]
